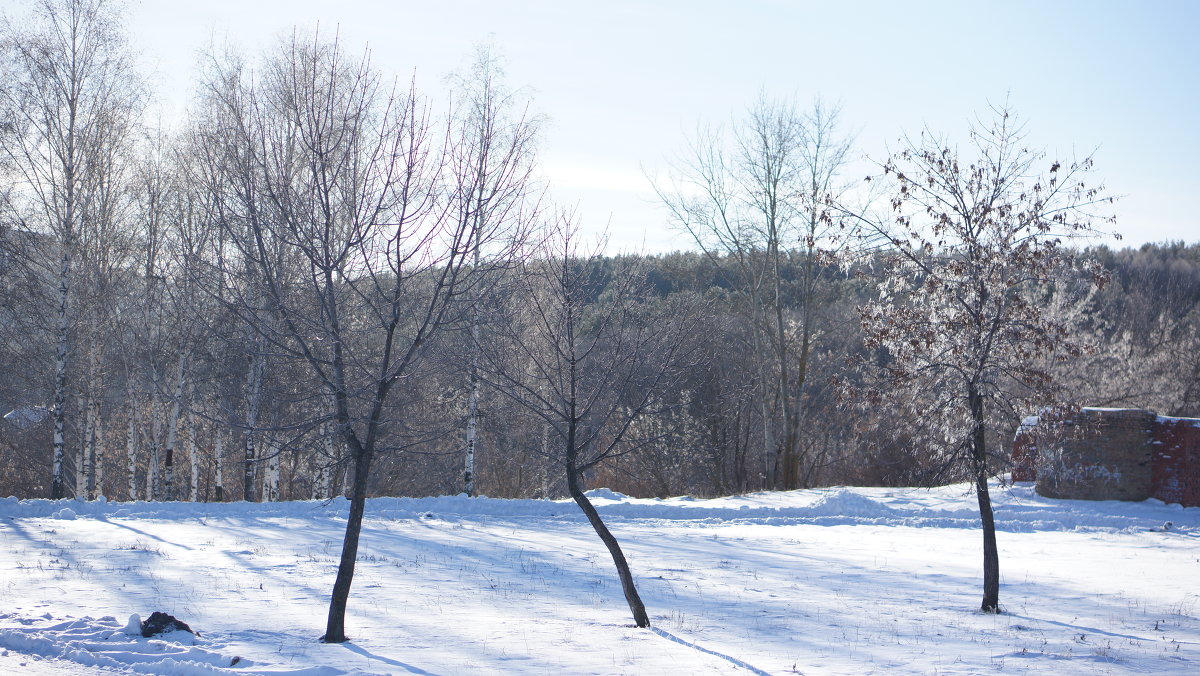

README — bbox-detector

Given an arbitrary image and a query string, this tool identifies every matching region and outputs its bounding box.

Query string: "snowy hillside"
[0,482,1196,675]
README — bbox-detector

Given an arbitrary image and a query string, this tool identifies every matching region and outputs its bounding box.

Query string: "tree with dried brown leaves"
[849,105,1115,613]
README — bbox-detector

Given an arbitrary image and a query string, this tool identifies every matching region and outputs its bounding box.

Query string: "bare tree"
[447,42,541,496]
[119,126,219,502]
[479,215,701,627]
[657,95,853,490]
[195,30,519,642]
[850,106,1113,612]
[0,0,142,498]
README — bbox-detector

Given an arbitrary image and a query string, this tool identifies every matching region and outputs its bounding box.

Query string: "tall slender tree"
[657,95,852,490]
[479,215,701,627]
[447,42,541,496]
[196,31,523,642]
[0,0,142,498]
[851,106,1113,612]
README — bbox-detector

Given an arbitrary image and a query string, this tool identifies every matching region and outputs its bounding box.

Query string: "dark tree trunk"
[975,468,1000,612]
[322,441,373,642]
[970,385,1000,613]
[566,469,650,628]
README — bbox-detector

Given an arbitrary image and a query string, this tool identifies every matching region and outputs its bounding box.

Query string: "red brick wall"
[1010,408,1200,506]
[1011,431,1038,482]
[1153,418,1200,508]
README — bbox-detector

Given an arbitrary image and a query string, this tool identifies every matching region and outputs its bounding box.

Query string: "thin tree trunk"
[162,354,188,501]
[187,410,199,502]
[213,422,225,502]
[316,421,336,500]
[82,351,104,500]
[243,345,265,502]
[126,396,138,501]
[340,458,353,497]
[770,236,800,490]
[464,237,482,497]
[146,391,161,500]
[147,438,159,499]
[81,345,103,500]
[970,385,1000,613]
[93,427,104,499]
[464,339,479,496]
[976,468,1000,613]
[323,440,373,643]
[314,441,329,500]
[566,467,650,628]
[321,464,333,500]
[263,435,280,502]
[753,310,773,490]
[51,249,71,500]
[84,391,99,500]
[74,395,87,499]
[540,422,552,499]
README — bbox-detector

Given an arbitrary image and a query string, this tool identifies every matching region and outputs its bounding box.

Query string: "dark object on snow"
[141,612,196,637]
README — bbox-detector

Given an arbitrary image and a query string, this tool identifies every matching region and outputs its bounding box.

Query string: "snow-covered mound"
[0,614,253,675]
[2,481,1191,534]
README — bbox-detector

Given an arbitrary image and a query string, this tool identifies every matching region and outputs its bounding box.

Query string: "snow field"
[0,482,1196,674]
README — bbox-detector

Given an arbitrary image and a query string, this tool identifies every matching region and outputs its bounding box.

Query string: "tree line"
[3,0,1196,627]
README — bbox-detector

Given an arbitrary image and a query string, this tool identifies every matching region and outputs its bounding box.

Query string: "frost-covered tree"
[1062,244,1200,417]
[852,106,1113,612]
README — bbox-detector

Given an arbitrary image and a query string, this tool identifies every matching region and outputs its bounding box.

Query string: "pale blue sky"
[124,0,1198,252]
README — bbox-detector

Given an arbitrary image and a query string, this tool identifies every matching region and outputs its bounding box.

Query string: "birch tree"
[186,45,275,502]
[127,127,214,502]
[0,0,142,498]
[852,106,1113,612]
[447,43,541,496]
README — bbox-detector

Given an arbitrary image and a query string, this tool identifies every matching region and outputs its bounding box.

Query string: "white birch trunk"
[126,396,139,501]
[148,388,163,500]
[314,421,335,500]
[462,232,481,497]
[541,422,552,499]
[93,426,104,500]
[74,435,86,499]
[464,334,479,497]
[147,440,159,499]
[313,458,328,500]
[187,411,200,502]
[262,435,280,502]
[341,455,353,497]
[243,346,265,501]
[213,423,225,502]
[162,354,188,501]
[321,460,333,500]
[83,389,99,500]
[51,248,71,499]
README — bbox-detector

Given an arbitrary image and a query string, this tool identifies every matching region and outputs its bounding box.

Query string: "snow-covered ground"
[0,482,1195,675]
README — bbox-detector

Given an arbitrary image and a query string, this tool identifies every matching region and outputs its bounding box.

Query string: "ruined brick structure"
[1011,407,1200,507]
